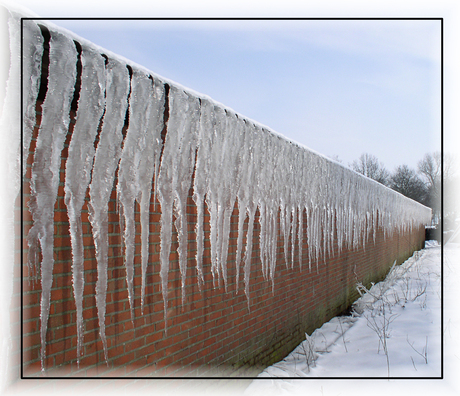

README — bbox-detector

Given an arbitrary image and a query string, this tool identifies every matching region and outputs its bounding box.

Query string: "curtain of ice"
[64,46,106,366]
[26,29,78,371]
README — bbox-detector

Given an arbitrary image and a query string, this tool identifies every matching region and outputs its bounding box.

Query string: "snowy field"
[243,241,460,396]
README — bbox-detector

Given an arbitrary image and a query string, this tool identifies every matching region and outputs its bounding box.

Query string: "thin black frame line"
[440,16,444,381]
[21,16,444,21]
[21,375,444,381]
[19,15,444,381]
[20,16,24,381]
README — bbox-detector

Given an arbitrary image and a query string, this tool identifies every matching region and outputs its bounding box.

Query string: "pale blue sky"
[17,3,442,172]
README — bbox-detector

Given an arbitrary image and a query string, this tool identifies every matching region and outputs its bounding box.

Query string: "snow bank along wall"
[19,16,431,377]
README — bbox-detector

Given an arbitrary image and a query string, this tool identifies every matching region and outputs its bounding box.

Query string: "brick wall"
[21,105,425,376]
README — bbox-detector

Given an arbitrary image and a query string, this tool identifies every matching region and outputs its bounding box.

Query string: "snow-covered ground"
[244,241,460,396]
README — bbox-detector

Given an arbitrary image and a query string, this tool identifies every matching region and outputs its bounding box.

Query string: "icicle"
[325,204,331,258]
[234,202,246,291]
[269,208,278,292]
[206,193,219,286]
[314,206,321,271]
[280,204,287,267]
[217,110,242,291]
[291,206,297,269]
[256,132,269,281]
[158,86,199,324]
[235,120,253,291]
[278,145,292,269]
[64,45,106,366]
[258,201,268,280]
[27,29,78,371]
[172,91,200,305]
[205,104,228,286]
[265,137,279,286]
[267,137,285,284]
[305,208,312,271]
[138,77,165,312]
[220,207,232,291]
[295,152,305,272]
[117,75,141,322]
[243,208,255,309]
[22,19,43,177]
[226,115,246,291]
[117,69,163,319]
[147,77,166,214]
[215,203,225,286]
[290,149,302,270]
[193,98,214,290]
[88,57,130,363]
[158,189,173,330]
[299,206,305,267]
[242,123,261,308]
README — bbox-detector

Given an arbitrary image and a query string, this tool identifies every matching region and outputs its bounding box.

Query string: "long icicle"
[88,58,130,363]
[158,86,199,328]
[64,45,106,367]
[27,29,77,371]
[139,77,165,313]
[192,98,214,290]
[117,69,158,320]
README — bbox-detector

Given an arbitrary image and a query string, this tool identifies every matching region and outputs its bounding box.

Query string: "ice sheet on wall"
[21,19,432,370]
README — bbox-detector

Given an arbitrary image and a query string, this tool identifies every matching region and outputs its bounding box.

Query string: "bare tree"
[417,152,441,218]
[430,152,460,230]
[390,165,428,205]
[418,152,441,188]
[351,153,390,186]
